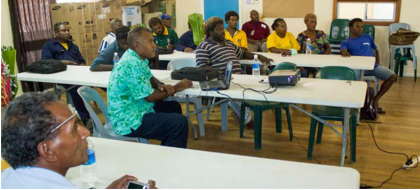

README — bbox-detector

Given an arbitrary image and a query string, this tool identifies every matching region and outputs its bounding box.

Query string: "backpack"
[361,87,378,120]
[26,59,67,74]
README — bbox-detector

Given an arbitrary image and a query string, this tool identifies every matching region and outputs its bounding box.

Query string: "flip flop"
[377,107,386,114]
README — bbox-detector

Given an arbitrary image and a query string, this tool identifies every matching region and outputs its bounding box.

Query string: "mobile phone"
[126,181,149,189]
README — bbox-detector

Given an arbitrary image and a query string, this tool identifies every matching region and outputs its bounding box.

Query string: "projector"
[268,70,300,87]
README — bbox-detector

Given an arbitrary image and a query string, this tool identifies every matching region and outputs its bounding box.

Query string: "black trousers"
[125,101,189,148]
[62,84,89,122]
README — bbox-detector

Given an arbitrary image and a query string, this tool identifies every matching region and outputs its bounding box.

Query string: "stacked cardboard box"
[50,1,122,65]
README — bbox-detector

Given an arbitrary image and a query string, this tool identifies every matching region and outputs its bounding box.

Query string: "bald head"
[250,10,259,22]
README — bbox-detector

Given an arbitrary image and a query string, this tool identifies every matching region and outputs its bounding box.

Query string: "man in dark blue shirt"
[90,26,130,71]
[41,22,90,124]
[341,18,396,114]
[175,23,197,52]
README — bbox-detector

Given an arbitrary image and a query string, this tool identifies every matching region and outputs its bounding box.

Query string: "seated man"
[149,17,179,69]
[267,18,301,54]
[341,18,396,114]
[98,18,122,53]
[161,14,172,29]
[175,22,198,53]
[242,10,270,52]
[1,92,156,189]
[224,11,249,51]
[196,17,272,128]
[41,22,90,125]
[90,26,130,71]
[108,27,193,148]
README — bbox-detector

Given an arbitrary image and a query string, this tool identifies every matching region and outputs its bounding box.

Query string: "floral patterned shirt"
[107,49,155,135]
[297,30,330,54]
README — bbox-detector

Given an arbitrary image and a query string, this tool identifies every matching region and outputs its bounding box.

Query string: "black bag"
[26,59,67,74]
[361,87,378,120]
[171,67,219,81]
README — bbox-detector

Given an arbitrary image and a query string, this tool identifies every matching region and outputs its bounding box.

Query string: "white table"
[17,66,367,166]
[65,137,360,189]
[159,51,375,70]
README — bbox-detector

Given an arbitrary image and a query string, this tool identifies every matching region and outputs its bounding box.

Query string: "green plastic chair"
[329,19,350,44]
[308,66,358,163]
[362,24,375,40]
[394,49,417,81]
[239,62,295,150]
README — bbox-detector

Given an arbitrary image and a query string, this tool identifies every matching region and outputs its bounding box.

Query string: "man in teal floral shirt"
[107,27,192,148]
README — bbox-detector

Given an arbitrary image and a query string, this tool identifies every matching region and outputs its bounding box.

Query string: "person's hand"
[184,47,194,53]
[258,55,273,66]
[167,44,174,50]
[174,79,193,92]
[248,39,256,44]
[61,60,77,65]
[158,84,175,96]
[148,180,158,189]
[341,50,351,57]
[262,38,267,43]
[106,175,138,189]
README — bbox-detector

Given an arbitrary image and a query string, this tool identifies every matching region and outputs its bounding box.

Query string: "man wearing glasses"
[1,92,156,189]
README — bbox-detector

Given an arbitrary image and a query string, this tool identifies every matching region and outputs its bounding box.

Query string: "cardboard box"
[122,6,142,27]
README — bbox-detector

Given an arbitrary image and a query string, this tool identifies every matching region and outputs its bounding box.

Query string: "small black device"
[126,181,149,189]
[268,69,300,86]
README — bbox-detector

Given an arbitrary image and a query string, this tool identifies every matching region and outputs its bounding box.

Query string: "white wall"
[175,0,419,77]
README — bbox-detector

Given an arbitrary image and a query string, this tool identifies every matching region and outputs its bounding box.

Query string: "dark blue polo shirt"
[41,39,85,64]
[90,41,126,70]
[175,31,198,51]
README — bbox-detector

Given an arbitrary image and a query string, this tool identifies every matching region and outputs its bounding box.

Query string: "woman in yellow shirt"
[267,18,300,54]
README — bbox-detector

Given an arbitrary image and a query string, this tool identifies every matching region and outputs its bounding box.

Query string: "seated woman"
[267,18,300,55]
[297,13,331,77]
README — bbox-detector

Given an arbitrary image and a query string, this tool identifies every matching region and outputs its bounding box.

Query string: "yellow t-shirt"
[225,29,249,50]
[267,32,301,53]
[1,159,11,171]
[61,43,69,50]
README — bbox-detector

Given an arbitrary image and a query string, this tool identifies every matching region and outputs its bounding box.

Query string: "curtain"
[9,0,55,92]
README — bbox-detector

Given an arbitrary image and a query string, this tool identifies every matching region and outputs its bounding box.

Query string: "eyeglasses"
[49,111,78,134]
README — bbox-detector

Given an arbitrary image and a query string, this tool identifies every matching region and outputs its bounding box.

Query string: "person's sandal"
[377,107,386,114]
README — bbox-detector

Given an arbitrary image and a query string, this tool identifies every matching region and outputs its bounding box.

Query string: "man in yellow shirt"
[267,18,300,54]
[224,11,248,51]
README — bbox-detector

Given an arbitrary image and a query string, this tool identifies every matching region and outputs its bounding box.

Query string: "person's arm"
[90,46,116,71]
[107,177,157,189]
[41,43,77,65]
[175,32,188,51]
[325,44,331,55]
[340,40,351,57]
[196,46,210,68]
[269,47,291,54]
[266,34,290,54]
[296,34,304,53]
[74,45,86,65]
[241,33,249,51]
[150,76,164,89]
[145,79,192,102]
[98,40,108,53]
[375,49,380,65]
[90,64,114,71]
[243,51,273,65]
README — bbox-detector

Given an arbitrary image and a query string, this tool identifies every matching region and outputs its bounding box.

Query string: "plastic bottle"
[252,55,261,77]
[305,38,312,54]
[80,138,97,183]
[113,52,119,65]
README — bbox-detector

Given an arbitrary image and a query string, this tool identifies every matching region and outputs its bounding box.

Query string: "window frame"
[333,0,401,26]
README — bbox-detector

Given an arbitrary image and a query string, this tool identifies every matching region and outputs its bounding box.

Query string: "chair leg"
[307,117,317,160]
[400,60,405,77]
[193,98,205,137]
[394,58,400,82]
[239,105,246,138]
[253,107,263,150]
[285,106,293,141]
[316,122,324,144]
[275,108,282,133]
[350,114,357,163]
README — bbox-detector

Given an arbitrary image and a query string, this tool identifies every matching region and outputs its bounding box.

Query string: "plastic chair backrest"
[272,62,297,71]
[389,23,410,36]
[317,66,357,81]
[362,25,376,40]
[167,57,197,70]
[262,42,268,52]
[329,19,350,41]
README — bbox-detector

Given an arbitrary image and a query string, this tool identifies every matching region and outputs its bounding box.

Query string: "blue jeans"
[125,101,189,148]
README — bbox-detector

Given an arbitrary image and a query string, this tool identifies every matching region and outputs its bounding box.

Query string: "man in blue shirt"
[341,18,396,114]
[1,92,156,189]
[90,26,130,71]
[41,22,90,124]
[175,22,197,52]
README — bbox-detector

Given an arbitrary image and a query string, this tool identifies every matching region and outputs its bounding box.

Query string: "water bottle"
[305,38,312,54]
[113,52,119,65]
[80,138,97,183]
[252,55,261,77]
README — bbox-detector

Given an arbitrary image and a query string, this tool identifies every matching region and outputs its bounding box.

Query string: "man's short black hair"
[225,11,239,23]
[148,17,163,28]
[54,22,65,32]
[1,92,60,169]
[271,18,285,31]
[349,18,363,27]
[116,26,130,41]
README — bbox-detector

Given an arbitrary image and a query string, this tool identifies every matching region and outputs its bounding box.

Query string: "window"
[333,0,401,26]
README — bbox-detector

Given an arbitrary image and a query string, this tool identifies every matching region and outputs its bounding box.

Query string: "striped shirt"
[196,39,244,75]
[98,32,116,53]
